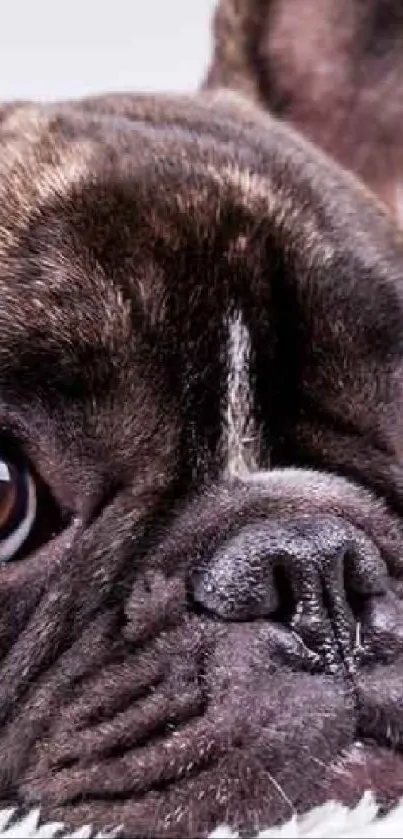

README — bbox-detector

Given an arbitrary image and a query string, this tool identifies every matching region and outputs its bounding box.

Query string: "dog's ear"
[204,0,403,224]
[203,0,265,102]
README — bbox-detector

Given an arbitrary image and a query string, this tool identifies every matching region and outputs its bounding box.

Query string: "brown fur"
[0,83,402,836]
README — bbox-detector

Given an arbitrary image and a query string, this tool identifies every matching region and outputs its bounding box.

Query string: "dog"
[0,26,403,839]
[205,0,403,225]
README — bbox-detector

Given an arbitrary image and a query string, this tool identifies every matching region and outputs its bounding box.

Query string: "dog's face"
[0,92,403,837]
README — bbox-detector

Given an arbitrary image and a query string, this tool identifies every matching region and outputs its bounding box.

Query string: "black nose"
[191,523,284,620]
[190,514,396,672]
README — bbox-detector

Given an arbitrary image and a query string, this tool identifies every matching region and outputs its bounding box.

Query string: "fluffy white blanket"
[0,794,402,839]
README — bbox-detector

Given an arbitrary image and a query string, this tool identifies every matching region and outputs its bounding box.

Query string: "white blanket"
[1,794,402,839]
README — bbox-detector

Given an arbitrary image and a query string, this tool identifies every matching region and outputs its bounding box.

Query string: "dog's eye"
[0,459,36,562]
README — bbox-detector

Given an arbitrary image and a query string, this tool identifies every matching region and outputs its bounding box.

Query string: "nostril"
[272,565,294,623]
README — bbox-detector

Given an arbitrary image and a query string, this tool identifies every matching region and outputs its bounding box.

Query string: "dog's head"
[0,93,402,836]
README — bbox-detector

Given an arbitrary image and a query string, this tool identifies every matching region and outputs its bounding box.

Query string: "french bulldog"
[0,62,402,839]
[205,0,403,224]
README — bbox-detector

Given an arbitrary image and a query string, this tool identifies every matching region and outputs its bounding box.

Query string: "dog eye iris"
[0,460,36,562]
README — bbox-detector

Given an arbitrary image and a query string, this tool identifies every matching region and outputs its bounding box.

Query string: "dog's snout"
[189,513,402,676]
[191,524,282,620]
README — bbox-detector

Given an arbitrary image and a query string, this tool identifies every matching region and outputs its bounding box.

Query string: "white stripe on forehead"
[222,309,262,480]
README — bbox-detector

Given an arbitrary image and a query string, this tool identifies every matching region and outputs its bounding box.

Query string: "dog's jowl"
[0,79,402,838]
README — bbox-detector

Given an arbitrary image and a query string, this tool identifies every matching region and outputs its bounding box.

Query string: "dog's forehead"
[0,101,273,499]
[0,102,266,342]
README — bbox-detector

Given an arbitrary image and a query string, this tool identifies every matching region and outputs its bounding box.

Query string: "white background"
[0,0,217,101]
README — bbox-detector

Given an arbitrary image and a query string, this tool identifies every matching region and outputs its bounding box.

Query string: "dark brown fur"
[205,0,403,222]
[0,86,403,837]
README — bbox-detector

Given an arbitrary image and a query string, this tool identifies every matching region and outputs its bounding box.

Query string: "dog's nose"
[191,522,283,621]
[190,514,398,672]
